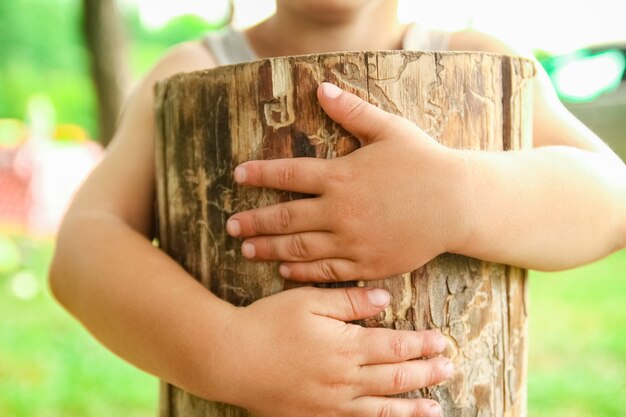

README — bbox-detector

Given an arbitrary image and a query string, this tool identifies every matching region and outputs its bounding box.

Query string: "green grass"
[528,250,626,417]
[1,236,624,416]
[0,237,157,417]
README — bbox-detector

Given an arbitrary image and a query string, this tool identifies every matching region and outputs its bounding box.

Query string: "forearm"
[459,146,626,270]
[49,211,236,401]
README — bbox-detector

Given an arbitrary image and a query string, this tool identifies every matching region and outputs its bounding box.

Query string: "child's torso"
[204,24,451,66]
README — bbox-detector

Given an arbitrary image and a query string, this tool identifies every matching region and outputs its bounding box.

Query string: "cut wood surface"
[154,50,535,417]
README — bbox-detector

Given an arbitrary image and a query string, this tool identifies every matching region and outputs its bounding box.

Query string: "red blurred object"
[0,146,32,232]
[0,139,103,236]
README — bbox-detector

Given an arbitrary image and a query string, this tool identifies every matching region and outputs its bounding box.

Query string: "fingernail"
[443,360,454,379]
[428,403,442,417]
[279,264,291,278]
[241,242,255,258]
[433,334,447,353]
[226,219,241,237]
[321,82,342,99]
[234,166,246,183]
[367,289,390,307]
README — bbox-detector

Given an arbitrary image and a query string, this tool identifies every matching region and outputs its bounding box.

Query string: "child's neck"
[245,3,406,58]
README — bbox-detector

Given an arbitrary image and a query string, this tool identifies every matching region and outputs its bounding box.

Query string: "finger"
[233,158,328,194]
[317,82,407,146]
[227,199,329,238]
[279,258,360,282]
[308,287,390,322]
[241,232,343,262]
[358,357,453,397]
[351,397,443,417]
[357,329,447,365]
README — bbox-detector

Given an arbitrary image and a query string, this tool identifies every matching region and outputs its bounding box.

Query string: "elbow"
[615,165,626,252]
[597,156,626,254]
[618,209,626,253]
[47,209,136,313]
[47,236,72,311]
[47,263,63,307]
[47,214,90,313]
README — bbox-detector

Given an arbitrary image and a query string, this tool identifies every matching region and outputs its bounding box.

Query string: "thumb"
[308,287,390,322]
[317,82,399,146]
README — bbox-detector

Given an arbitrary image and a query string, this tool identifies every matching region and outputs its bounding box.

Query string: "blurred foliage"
[0,237,158,417]
[1,236,624,416]
[1,2,624,415]
[0,0,92,134]
[529,251,626,417]
[125,10,227,77]
[0,2,225,413]
[0,0,225,141]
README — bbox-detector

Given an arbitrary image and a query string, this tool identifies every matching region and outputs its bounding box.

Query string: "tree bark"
[82,0,130,146]
[154,51,536,417]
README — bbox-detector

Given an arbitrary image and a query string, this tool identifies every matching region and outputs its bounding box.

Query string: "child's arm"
[227,72,626,280]
[49,42,451,417]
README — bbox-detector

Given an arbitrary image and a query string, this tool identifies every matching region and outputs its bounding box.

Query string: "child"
[49,2,626,417]
[224,7,626,281]
[226,82,626,281]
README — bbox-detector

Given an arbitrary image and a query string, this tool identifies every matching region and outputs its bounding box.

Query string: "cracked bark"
[154,51,536,417]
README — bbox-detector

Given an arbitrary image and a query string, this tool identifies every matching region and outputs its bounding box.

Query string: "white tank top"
[204,24,451,66]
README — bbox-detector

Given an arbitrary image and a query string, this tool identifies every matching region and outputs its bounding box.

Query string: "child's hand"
[211,287,451,417]
[226,83,472,281]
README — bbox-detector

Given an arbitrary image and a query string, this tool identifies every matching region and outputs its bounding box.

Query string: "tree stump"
[154,51,535,417]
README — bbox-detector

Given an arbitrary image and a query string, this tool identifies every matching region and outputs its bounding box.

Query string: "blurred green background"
[0,0,624,416]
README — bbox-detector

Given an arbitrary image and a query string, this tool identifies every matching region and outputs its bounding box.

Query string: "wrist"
[448,150,524,262]
[444,148,478,256]
[172,294,240,404]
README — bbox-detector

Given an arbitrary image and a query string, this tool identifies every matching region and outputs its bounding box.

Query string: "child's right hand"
[204,286,452,417]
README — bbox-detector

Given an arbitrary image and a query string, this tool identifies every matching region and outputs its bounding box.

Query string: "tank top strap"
[204,23,450,66]
[203,26,257,66]
[402,22,451,51]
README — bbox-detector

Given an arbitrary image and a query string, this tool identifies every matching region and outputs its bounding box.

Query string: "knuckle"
[325,379,351,399]
[296,286,319,300]
[277,163,296,188]
[376,403,393,417]
[351,261,375,282]
[251,212,267,234]
[336,325,360,359]
[265,239,278,259]
[341,263,360,282]
[298,285,317,295]
[413,333,426,357]
[321,368,353,396]
[392,365,410,392]
[320,260,341,282]
[410,404,424,417]
[341,288,361,319]
[344,98,367,123]
[414,401,439,417]
[289,234,308,259]
[277,206,292,231]
[327,164,355,187]
[391,335,409,360]
[426,361,437,386]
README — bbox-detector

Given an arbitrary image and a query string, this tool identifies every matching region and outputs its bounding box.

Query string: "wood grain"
[154,51,535,417]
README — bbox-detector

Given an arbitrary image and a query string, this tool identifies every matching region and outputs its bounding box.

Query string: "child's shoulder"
[108,40,218,153]
[122,40,218,118]
[142,40,218,89]
[448,28,532,58]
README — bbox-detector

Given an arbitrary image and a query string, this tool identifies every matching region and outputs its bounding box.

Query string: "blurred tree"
[0,0,225,141]
[0,0,96,134]
[82,0,130,146]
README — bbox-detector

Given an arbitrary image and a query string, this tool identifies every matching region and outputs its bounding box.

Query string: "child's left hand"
[226,83,473,282]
